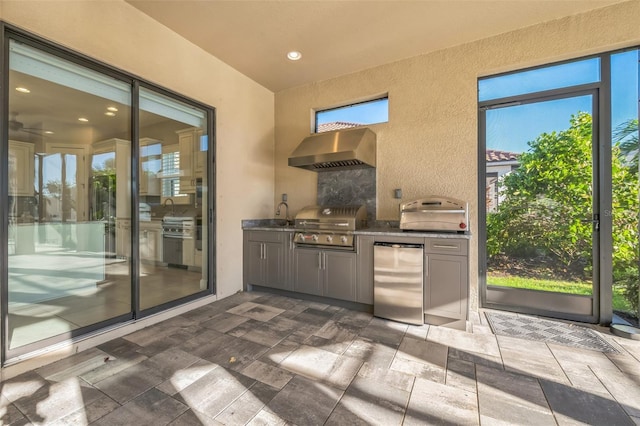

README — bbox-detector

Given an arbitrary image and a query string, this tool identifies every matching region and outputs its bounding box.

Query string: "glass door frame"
[478,82,613,324]
[0,23,217,363]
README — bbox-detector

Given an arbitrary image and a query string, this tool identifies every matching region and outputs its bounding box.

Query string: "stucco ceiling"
[126,0,628,92]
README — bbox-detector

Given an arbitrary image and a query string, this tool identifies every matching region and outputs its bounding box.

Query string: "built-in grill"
[162,216,194,265]
[399,196,469,232]
[293,205,367,250]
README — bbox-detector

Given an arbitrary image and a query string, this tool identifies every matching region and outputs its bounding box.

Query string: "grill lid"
[294,205,367,231]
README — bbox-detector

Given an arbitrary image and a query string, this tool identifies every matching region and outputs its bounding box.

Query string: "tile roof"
[317,121,361,132]
[486,149,520,162]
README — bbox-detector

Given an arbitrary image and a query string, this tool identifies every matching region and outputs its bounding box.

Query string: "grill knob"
[295,233,304,241]
[312,234,319,242]
[340,236,348,243]
[326,235,333,243]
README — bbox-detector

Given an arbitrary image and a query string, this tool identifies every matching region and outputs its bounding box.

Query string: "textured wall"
[0,0,275,300]
[275,0,640,311]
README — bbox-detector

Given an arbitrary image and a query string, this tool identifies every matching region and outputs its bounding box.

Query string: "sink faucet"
[275,201,289,222]
[163,198,175,216]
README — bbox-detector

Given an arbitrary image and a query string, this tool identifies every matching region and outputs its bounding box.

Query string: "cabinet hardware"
[318,252,322,268]
[425,255,429,276]
[433,244,458,249]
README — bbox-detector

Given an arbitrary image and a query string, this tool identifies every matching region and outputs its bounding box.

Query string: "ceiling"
[127,0,627,92]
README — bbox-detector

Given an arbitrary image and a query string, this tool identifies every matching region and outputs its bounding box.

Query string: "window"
[315,96,388,133]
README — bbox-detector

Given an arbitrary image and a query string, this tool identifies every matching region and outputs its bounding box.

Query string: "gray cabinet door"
[246,240,265,286]
[324,251,356,301]
[294,248,323,295]
[264,241,285,289]
[356,236,374,304]
[424,253,468,319]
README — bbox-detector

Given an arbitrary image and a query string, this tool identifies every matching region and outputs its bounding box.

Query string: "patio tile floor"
[1,290,639,425]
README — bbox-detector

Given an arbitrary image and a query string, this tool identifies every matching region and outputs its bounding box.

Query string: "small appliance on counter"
[399,196,469,232]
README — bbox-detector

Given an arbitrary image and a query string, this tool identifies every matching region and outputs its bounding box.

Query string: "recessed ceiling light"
[105,112,116,117]
[287,51,302,61]
[107,106,118,112]
[44,130,54,135]
[78,117,89,122]
[15,87,30,93]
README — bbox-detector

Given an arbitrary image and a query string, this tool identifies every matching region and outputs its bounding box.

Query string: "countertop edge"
[242,223,472,239]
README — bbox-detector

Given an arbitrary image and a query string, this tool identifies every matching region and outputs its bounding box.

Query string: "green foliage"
[488,113,639,314]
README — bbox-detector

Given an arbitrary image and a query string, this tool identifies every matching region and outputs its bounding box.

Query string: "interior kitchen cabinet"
[293,247,357,301]
[424,238,469,328]
[356,235,374,304]
[176,127,203,194]
[139,138,161,196]
[243,230,287,289]
[8,140,35,197]
[140,221,162,263]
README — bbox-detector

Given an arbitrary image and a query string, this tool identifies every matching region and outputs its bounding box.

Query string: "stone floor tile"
[325,375,409,425]
[13,377,106,424]
[226,302,285,322]
[390,356,446,383]
[0,370,48,403]
[280,345,362,390]
[547,343,617,396]
[428,325,500,358]
[304,334,353,355]
[0,395,27,425]
[591,366,640,418]
[141,347,202,380]
[404,377,479,426]
[168,409,224,425]
[357,361,415,392]
[246,408,292,426]
[264,375,342,425]
[241,360,294,390]
[343,337,397,369]
[49,393,120,425]
[215,381,279,425]
[396,336,448,368]
[292,307,334,326]
[257,338,301,366]
[78,352,148,385]
[155,359,218,396]
[447,347,503,369]
[97,337,147,360]
[35,347,109,381]
[446,357,477,393]
[476,364,555,425]
[540,378,635,425]
[330,308,373,329]
[93,362,166,404]
[238,321,293,348]
[180,328,225,353]
[195,333,271,372]
[405,323,431,340]
[358,317,407,347]
[174,367,255,418]
[92,388,188,426]
[499,339,570,384]
[200,312,250,333]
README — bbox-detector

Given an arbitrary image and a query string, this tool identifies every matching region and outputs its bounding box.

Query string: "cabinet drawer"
[425,238,467,255]
[248,231,283,243]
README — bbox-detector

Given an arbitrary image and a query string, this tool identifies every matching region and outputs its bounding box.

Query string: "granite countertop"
[242,219,471,239]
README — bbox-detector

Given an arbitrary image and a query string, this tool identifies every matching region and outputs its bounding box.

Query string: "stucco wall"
[274,0,640,311]
[0,0,275,299]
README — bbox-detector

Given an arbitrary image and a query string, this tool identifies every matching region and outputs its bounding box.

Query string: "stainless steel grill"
[162,216,194,239]
[399,196,469,232]
[293,205,366,249]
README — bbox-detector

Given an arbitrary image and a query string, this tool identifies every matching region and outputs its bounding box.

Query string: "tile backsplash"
[317,168,376,223]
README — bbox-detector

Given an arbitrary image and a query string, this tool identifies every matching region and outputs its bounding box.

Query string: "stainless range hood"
[288,127,376,171]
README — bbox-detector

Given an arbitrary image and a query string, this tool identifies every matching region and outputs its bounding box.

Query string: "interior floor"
[8,254,203,349]
[1,291,639,425]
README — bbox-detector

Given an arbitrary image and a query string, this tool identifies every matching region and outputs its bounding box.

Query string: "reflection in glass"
[7,39,132,350]
[138,87,208,310]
